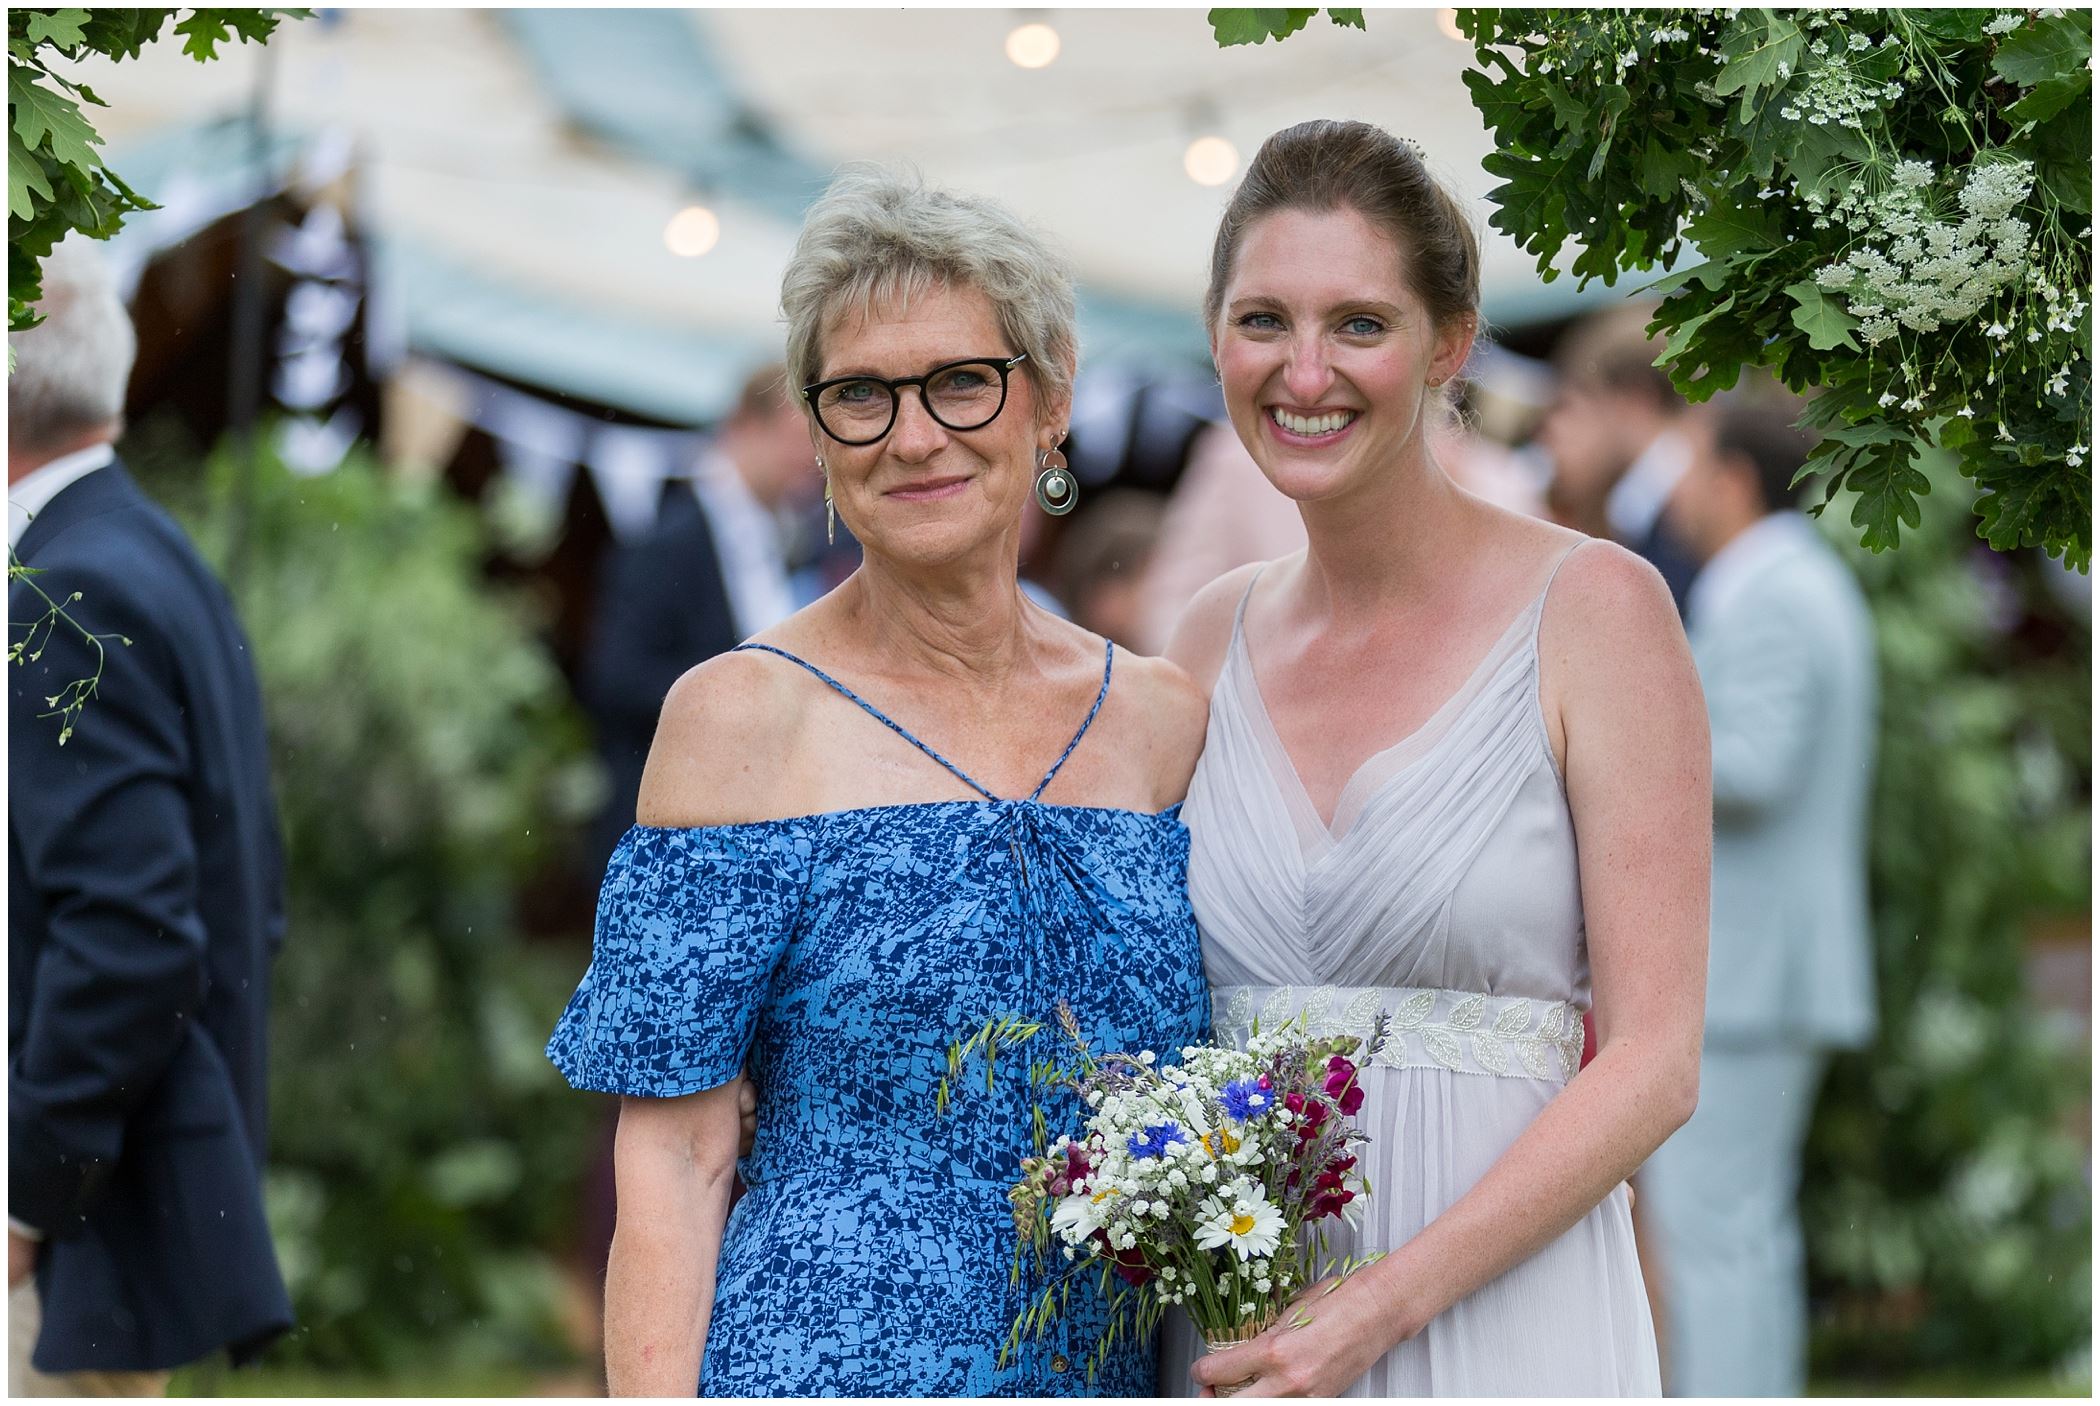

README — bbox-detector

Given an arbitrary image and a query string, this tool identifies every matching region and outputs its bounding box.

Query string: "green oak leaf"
[1974,455,2088,562]
[1913,10,1990,43]
[1712,9,1806,123]
[2005,70,2089,128]
[1685,202,1785,261]
[75,9,175,64]
[1643,262,1728,297]
[1658,291,1736,366]
[1461,64,1533,138]
[8,129,55,220]
[8,64,104,170]
[1636,136,1700,201]
[1937,414,1978,452]
[1786,280,1861,352]
[1481,173,1574,275]
[21,10,90,49]
[1992,13,2091,90]
[171,9,289,61]
[1326,9,1365,31]
[1816,420,1911,449]
[1842,438,1928,551]
[1207,8,1316,47]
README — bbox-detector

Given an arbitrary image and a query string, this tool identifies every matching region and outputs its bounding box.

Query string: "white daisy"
[1192,1186,1287,1262]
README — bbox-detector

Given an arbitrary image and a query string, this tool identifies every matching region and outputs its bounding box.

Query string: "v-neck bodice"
[1182,547,1591,1004]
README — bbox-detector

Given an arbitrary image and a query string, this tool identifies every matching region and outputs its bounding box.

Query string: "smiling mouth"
[886,475,971,500]
[1268,407,1359,437]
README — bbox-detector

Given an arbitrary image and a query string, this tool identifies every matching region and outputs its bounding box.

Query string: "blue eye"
[1342,316,1385,336]
[1237,312,1283,331]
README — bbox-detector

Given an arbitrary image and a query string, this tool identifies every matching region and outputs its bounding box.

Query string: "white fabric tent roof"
[71,8,1621,422]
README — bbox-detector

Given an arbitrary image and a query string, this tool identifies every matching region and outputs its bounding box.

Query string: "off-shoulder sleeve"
[546,822,814,1097]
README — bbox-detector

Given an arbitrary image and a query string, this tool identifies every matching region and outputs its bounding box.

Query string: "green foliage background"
[1454,8,2091,567]
[165,440,605,1374]
[1805,461,2091,1378]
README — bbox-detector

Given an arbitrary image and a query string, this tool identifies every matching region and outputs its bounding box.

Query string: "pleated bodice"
[1186,558,1589,1011]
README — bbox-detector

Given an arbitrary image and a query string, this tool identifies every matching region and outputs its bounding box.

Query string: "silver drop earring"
[817,456,834,545]
[1034,433,1076,516]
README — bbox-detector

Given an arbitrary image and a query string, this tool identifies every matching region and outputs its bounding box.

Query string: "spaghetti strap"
[1531,539,1592,651]
[1232,564,1270,636]
[732,643,999,803]
[1028,641,1114,801]
[732,641,1117,805]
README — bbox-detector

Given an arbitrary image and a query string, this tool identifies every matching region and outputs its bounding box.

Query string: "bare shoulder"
[1539,538,1706,774]
[1540,538,1685,662]
[1160,560,1269,695]
[1113,648,1209,748]
[636,648,812,827]
[1100,646,1211,809]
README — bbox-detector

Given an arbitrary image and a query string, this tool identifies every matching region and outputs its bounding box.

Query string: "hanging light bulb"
[665,204,721,258]
[1005,21,1061,69]
[1437,9,1466,42]
[1183,134,1239,187]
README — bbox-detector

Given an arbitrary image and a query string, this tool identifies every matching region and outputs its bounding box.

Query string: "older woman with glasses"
[546,168,1211,1397]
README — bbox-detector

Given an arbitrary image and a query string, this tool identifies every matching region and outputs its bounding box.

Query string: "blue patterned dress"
[548,642,1209,1396]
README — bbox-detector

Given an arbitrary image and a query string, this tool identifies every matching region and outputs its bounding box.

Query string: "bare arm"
[1192,544,1710,1396]
[605,1085,744,1395]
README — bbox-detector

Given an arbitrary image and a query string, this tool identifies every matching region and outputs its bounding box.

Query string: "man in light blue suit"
[1639,390,1878,1396]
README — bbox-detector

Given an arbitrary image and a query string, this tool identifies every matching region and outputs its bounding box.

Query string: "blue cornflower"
[1220,1078,1276,1122]
[1126,1122,1188,1160]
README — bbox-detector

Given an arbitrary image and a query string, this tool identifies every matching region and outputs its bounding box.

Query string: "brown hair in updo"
[1204,119,1480,340]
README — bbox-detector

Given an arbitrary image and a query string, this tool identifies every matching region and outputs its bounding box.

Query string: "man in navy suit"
[579,363,812,871]
[1536,302,1703,611]
[9,238,292,1393]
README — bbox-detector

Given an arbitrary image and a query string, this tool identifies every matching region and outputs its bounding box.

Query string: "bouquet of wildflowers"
[991,1002,1386,1382]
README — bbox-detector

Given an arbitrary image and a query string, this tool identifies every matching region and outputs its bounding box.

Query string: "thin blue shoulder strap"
[1029,641,1114,802]
[732,643,999,803]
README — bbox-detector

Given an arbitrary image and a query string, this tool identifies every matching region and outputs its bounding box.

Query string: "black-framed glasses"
[802,354,1029,446]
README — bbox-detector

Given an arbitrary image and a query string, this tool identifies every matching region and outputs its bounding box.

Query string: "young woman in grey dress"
[1158,121,1711,1396]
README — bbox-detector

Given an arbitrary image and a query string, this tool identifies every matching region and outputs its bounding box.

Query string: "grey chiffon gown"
[1160,545,1662,1396]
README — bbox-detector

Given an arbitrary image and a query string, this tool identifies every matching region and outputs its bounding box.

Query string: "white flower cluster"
[1811,159,2040,347]
[1778,27,1904,128]
[1983,12,2027,36]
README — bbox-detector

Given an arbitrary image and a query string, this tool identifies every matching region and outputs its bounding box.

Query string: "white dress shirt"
[1605,428,1692,544]
[691,448,796,639]
[8,443,115,551]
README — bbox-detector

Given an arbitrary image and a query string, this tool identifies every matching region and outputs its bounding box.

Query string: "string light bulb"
[1437,9,1465,42]
[1183,134,1239,187]
[664,204,721,258]
[1005,21,1060,69]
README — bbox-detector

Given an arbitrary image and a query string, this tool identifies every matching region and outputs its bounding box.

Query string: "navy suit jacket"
[1633,517,1701,615]
[9,461,292,1371]
[578,489,740,868]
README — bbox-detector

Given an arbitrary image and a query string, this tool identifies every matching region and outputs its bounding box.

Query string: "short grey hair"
[781,165,1078,419]
[9,235,137,450]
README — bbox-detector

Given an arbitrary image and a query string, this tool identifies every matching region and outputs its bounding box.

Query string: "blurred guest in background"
[1535,302,1701,608]
[1639,389,1878,1396]
[1135,420,1308,651]
[9,237,292,1394]
[1050,488,1164,649]
[578,362,811,870]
